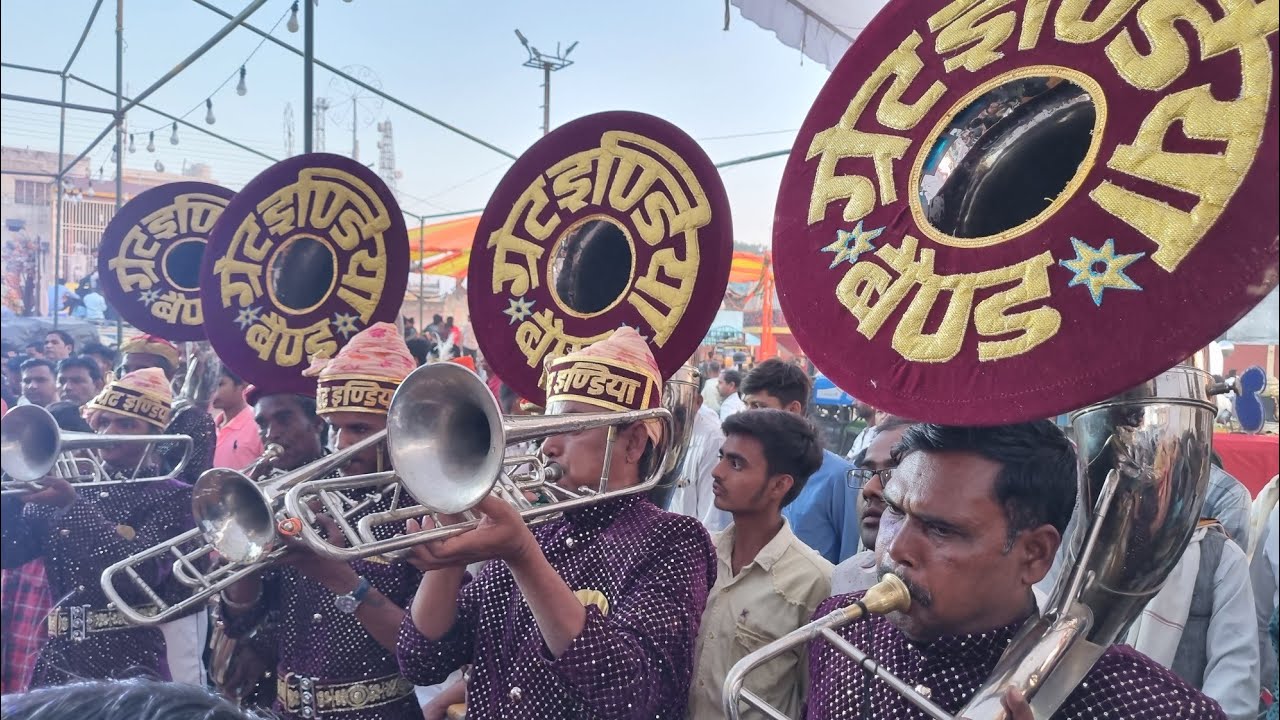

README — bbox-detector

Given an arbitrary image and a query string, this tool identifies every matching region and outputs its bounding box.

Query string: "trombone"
[722,573,953,720]
[279,361,673,562]
[1,404,192,493]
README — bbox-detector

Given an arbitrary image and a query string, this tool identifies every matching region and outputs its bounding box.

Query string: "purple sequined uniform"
[1,478,194,687]
[221,493,424,720]
[805,592,1227,720]
[397,495,717,720]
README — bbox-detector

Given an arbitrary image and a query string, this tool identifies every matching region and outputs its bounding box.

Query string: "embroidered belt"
[47,604,159,641]
[277,671,415,717]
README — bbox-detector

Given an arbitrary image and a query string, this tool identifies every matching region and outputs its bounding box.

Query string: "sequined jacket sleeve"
[1,495,41,569]
[395,571,481,686]
[541,514,716,719]
[219,566,285,642]
[162,406,216,486]
[22,481,195,608]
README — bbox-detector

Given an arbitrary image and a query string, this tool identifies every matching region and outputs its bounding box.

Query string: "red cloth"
[1213,433,1280,497]
[1,560,52,693]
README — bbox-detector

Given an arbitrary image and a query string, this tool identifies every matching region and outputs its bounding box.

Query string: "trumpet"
[1,404,192,491]
[720,574,954,720]
[279,361,674,562]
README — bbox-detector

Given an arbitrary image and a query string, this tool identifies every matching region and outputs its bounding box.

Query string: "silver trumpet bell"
[1,404,193,491]
[281,361,674,563]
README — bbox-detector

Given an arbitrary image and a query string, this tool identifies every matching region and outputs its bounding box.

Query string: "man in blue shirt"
[739,359,858,563]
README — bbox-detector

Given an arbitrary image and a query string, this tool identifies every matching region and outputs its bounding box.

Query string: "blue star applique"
[233,305,263,330]
[1059,237,1145,306]
[503,296,535,325]
[331,312,360,338]
[820,220,884,269]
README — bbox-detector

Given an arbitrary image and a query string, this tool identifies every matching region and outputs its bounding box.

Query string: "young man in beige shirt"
[688,409,833,720]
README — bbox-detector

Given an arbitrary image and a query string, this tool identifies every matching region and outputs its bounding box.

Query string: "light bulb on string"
[147,132,156,152]
[205,98,216,125]
[155,159,165,173]
[287,2,300,32]
[128,134,136,153]
[236,66,248,96]
[170,122,179,145]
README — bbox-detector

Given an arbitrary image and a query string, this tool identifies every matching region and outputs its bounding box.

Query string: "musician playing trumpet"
[397,327,717,719]
[805,422,1225,719]
[0,369,196,687]
[217,323,424,720]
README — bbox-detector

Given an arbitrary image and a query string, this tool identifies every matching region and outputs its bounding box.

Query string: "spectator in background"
[43,331,74,361]
[739,359,858,564]
[666,384,730,533]
[700,362,722,415]
[210,365,262,470]
[46,278,70,318]
[81,287,106,321]
[55,356,103,408]
[406,336,432,367]
[23,343,44,359]
[717,369,744,420]
[832,416,915,594]
[19,359,56,407]
[403,316,419,339]
[425,313,444,343]
[81,343,118,382]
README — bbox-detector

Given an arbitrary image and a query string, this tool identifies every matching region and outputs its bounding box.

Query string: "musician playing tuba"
[804,422,1223,719]
[216,322,423,720]
[398,327,717,719]
[0,369,197,687]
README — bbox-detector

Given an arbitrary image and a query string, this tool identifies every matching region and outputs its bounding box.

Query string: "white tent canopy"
[730,0,888,70]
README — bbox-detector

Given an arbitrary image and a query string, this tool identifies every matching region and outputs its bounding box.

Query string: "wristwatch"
[334,576,372,614]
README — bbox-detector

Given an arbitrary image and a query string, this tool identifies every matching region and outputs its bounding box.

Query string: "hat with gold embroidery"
[543,326,663,444]
[773,0,1279,425]
[119,334,181,371]
[84,367,173,429]
[304,322,415,416]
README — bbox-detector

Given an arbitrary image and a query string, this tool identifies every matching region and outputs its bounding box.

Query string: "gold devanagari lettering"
[489,180,559,296]
[150,292,202,326]
[245,312,337,368]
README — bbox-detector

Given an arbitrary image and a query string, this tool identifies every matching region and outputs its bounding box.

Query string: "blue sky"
[0,0,833,248]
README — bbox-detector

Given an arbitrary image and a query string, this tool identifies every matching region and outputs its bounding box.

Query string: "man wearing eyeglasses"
[831,416,914,595]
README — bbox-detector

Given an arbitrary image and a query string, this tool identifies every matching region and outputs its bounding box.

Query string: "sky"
[0,0,834,249]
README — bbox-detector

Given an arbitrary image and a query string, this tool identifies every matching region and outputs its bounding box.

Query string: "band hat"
[119,334,181,369]
[84,367,173,429]
[542,326,663,445]
[305,322,415,416]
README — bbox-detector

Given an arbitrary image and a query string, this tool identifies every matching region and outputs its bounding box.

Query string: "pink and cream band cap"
[304,322,415,416]
[84,367,173,429]
[119,334,181,369]
[542,326,663,445]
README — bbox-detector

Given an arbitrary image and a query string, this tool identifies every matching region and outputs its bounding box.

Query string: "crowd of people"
[0,324,1277,719]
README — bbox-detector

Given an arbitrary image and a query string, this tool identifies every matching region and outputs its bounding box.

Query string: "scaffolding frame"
[0,0,514,335]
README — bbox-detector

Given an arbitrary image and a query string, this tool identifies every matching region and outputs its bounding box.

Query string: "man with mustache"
[804,422,1226,719]
[830,416,913,595]
[219,323,424,719]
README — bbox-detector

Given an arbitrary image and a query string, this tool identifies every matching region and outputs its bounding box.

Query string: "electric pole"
[514,30,577,136]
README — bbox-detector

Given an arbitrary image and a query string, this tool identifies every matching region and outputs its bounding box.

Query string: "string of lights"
[122,0,292,163]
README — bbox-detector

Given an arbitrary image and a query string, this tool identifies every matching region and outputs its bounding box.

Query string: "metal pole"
[118,0,269,117]
[303,0,314,153]
[714,149,790,169]
[416,215,425,330]
[57,121,116,177]
[53,75,67,327]
[188,0,518,160]
[0,62,62,76]
[542,63,551,136]
[64,0,106,75]
[0,93,116,114]
[115,0,124,347]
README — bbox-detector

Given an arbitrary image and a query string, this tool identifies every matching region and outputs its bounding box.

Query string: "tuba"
[280,111,732,562]
[733,0,1280,716]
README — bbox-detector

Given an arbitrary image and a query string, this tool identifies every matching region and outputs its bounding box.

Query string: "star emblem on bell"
[139,288,161,307]
[1059,237,1145,306]
[233,305,262,330]
[820,220,885,269]
[331,312,360,338]
[503,296,535,325]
